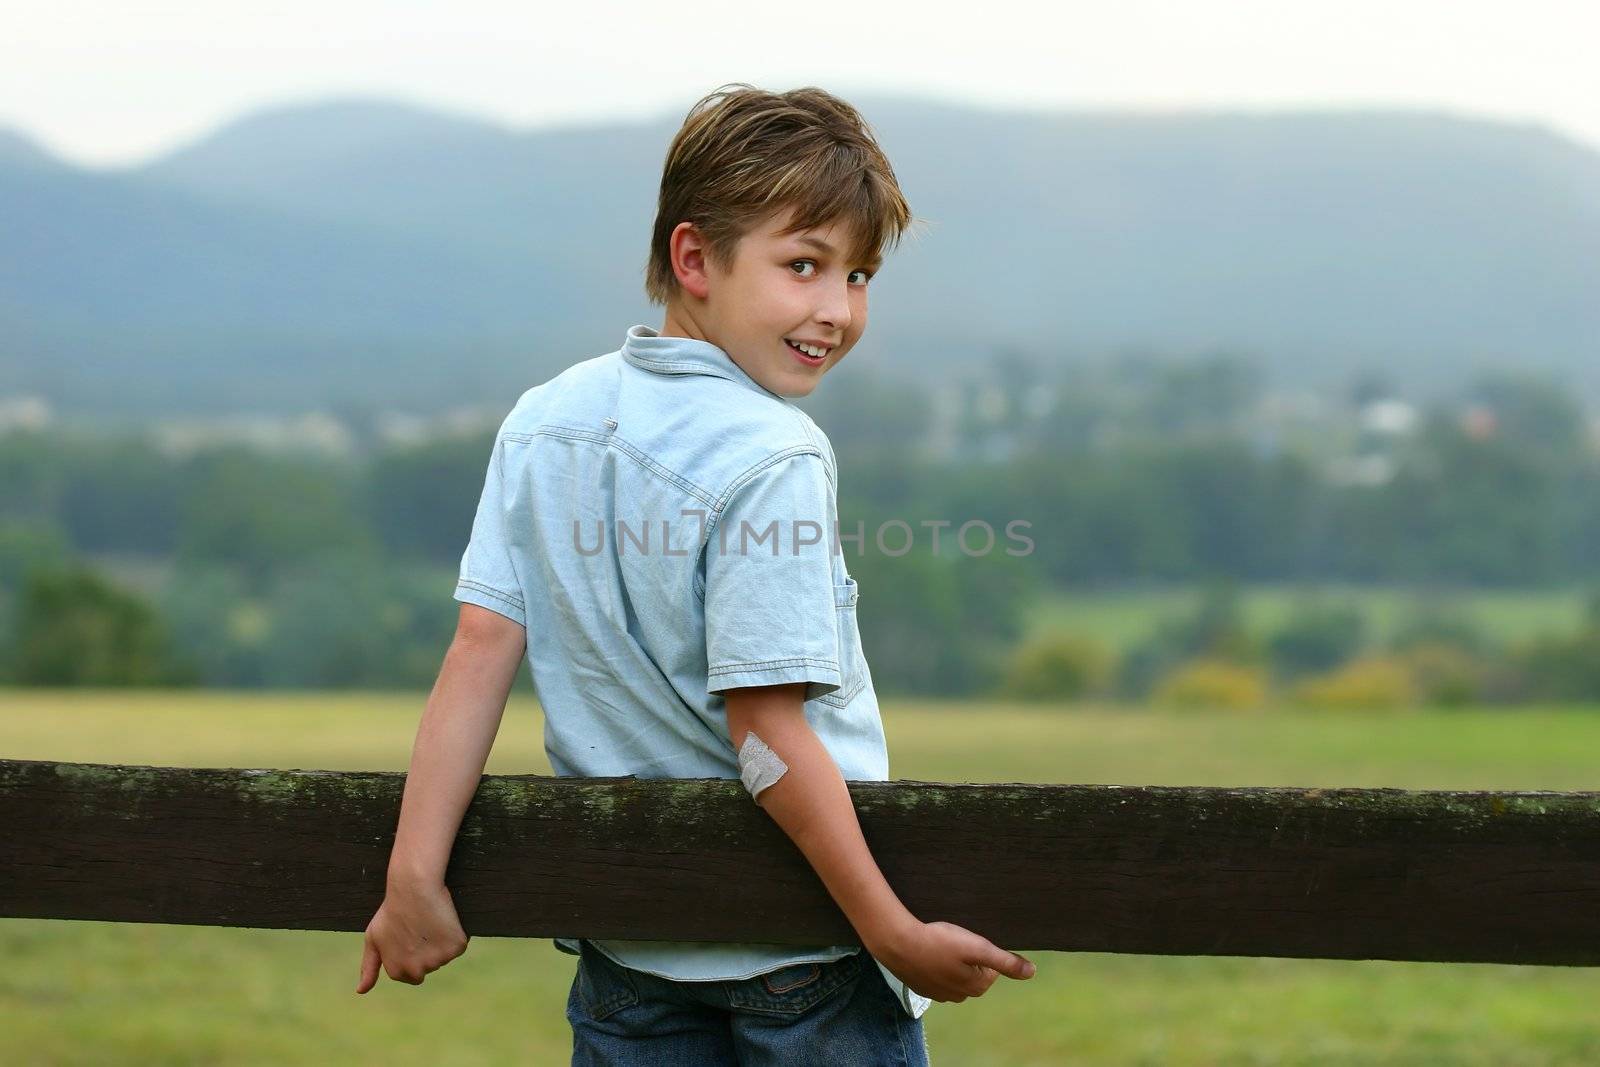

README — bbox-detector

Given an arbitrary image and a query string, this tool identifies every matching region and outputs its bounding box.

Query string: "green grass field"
[1024,582,1594,652]
[4,689,1599,1065]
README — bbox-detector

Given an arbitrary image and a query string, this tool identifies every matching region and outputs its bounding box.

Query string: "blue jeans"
[567,939,931,1065]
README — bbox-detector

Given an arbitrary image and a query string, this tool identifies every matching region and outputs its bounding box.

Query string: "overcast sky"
[6,0,1598,167]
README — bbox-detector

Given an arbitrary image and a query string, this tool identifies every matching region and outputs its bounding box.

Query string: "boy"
[355,84,1036,1063]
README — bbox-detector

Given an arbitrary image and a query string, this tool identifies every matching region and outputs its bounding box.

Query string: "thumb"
[1007,952,1037,979]
[356,935,381,994]
[979,943,1036,980]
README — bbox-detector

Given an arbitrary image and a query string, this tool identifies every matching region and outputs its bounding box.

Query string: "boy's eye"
[789,259,874,286]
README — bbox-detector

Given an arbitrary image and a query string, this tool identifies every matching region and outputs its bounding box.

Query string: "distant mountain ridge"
[3,95,1597,418]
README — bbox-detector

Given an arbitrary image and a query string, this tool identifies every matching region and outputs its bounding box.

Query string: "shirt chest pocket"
[817,576,866,709]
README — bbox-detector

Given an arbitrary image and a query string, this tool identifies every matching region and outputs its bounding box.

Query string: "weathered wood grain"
[3,758,1598,965]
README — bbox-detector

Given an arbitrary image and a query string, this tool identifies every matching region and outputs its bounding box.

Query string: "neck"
[659,301,712,344]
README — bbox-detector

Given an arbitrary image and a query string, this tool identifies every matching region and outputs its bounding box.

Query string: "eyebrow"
[794,235,883,271]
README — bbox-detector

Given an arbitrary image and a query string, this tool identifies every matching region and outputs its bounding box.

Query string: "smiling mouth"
[785,339,828,364]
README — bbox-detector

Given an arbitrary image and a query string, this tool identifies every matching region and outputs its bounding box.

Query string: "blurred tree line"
[995,579,1600,710]
[0,356,1596,696]
[813,361,1600,587]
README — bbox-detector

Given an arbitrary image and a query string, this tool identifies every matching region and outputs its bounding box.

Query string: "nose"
[815,280,852,334]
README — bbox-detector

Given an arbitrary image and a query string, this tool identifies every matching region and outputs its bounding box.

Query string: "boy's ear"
[669,221,712,301]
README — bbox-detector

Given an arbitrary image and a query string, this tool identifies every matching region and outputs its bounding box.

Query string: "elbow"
[723,682,808,751]
[737,730,791,804]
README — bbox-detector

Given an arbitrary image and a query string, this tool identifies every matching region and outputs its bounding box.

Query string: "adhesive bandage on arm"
[737,731,789,801]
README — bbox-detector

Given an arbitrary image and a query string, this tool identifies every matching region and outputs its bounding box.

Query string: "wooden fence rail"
[3,758,1598,966]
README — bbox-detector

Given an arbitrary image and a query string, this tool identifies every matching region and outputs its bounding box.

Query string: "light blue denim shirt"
[453,323,930,1020]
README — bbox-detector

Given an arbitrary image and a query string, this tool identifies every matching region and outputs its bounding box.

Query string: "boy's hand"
[871,919,1036,1003]
[355,878,471,993]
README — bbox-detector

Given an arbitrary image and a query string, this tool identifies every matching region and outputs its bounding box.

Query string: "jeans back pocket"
[725,953,863,1017]
[575,940,641,1022]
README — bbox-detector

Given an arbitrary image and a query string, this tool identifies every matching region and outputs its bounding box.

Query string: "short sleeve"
[453,435,527,627]
[705,453,842,701]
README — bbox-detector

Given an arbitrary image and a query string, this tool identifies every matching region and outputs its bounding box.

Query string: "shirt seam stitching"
[712,447,826,515]
[816,674,866,707]
[456,579,525,611]
[696,447,827,608]
[622,345,788,404]
[626,356,737,379]
[708,657,841,676]
[791,412,837,491]
[505,426,718,509]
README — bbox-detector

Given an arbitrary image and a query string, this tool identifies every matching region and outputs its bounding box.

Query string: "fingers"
[958,945,1036,1000]
[357,896,472,996]
[383,943,460,985]
[977,943,1036,980]
[363,941,466,990]
[385,959,425,985]
[959,959,1022,1001]
[356,936,380,994]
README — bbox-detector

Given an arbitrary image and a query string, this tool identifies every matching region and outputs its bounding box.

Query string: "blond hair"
[644,84,916,306]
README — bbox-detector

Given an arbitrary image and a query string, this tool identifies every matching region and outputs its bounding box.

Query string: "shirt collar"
[621,324,790,403]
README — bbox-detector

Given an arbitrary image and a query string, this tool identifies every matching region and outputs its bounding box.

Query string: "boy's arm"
[358,603,525,992]
[706,454,1033,1000]
[726,684,1037,1004]
[724,685,918,956]
[387,603,526,885]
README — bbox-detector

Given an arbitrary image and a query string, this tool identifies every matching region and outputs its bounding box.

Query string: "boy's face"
[665,204,879,399]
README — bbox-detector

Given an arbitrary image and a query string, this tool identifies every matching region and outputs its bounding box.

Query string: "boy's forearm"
[387,622,525,887]
[727,710,919,956]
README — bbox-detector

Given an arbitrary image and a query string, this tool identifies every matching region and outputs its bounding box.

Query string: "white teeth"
[788,341,826,358]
